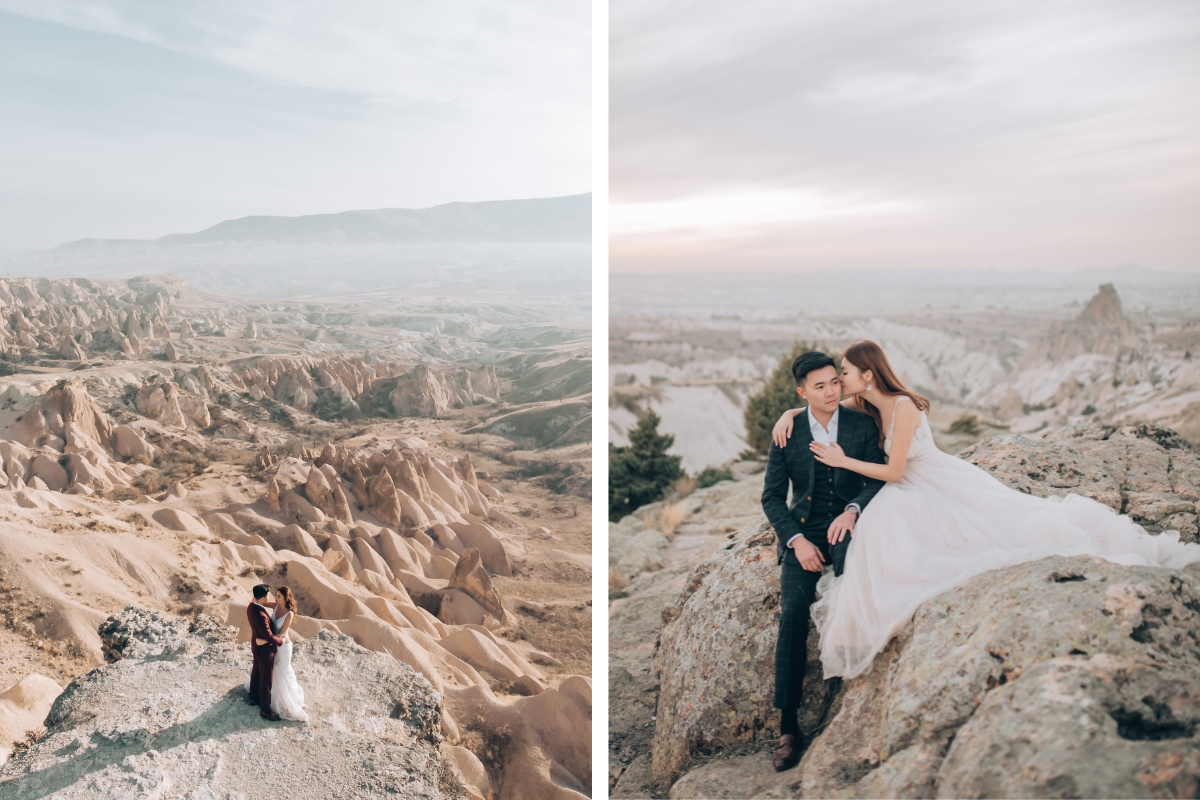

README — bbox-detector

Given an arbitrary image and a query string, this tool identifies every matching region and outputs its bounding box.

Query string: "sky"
[611,0,1200,274]
[0,1,590,249]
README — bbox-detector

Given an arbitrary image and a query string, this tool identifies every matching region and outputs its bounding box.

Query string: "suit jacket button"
[800,518,805,523]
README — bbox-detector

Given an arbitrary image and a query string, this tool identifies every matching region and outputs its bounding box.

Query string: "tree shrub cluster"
[742,341,836,457]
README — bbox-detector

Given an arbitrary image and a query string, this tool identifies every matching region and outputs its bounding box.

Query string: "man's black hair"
[252,584,271,600]
[792,351,837,387]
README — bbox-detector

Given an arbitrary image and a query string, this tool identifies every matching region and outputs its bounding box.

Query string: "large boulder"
[649,523,839,788]
[795,556,1200,800]
[0,607,455,798]
[647,424,1200,797]
[650,527,1200,798]
[962,423,1200,541]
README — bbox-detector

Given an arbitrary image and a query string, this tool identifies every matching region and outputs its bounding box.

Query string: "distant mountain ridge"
[55,194,591,250]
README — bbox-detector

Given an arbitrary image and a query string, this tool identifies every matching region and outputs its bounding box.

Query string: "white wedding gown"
[244,607,310,722]
[811,397,1200,680]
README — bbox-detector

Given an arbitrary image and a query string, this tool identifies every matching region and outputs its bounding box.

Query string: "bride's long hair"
[842,340,930,448]
[277,586,297,614]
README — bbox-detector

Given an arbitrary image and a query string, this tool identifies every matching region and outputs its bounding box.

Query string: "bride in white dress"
[773,340,1200,680]
[244,586,310,722]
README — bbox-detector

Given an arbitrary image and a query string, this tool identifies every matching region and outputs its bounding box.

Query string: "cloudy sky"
[0,1,590,249]
[611,0,1200,274]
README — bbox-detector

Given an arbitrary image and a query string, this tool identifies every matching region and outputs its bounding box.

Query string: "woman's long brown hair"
[842,340,930,449]
[278,586,297,614]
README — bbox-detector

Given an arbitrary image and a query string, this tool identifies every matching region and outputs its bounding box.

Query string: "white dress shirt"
[787,406,861,550]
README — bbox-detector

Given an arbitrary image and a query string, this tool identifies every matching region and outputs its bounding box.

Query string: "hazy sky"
[0,1,589,249]
[611,0,1200,274]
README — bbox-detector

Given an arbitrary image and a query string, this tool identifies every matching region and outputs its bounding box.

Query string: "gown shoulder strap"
[888,396,913,442]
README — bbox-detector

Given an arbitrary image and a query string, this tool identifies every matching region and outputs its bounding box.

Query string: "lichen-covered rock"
[650,523,840,789]
[2,607,458,799]
[794,557,1200,799]
[962,422,1200,541]
[645,426,1200,798]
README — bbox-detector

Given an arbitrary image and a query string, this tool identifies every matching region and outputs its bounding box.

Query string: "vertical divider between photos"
[591,1,610,797]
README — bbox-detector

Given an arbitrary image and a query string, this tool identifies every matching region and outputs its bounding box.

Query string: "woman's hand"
[810,441,849,468]
[772,410,798,448]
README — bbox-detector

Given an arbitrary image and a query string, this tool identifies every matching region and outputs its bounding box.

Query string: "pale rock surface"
[962,422,1200,541]
[0,608,459,799]
[633,429,1200,797]
[110,425,155,462]
[447,548,507,624]
[0,675,62,767]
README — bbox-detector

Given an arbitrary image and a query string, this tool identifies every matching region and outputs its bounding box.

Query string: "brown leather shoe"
[773,734,800,771]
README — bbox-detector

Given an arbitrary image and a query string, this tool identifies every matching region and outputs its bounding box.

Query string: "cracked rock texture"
[635,424,1200,798]
[0,607,459,800]
[962,423,1200,541]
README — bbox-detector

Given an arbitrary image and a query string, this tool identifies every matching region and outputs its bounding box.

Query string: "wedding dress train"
[244,607,310,722]
[811,397,1200,680]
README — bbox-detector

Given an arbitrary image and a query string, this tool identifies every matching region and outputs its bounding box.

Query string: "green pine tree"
[609,410,685,521]
[742,341,836,456]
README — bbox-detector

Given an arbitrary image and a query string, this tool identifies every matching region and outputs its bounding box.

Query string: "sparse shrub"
[946,414,982,437]
[743,341,832,457]
[665,475,697,501]
[1082,404,1097,415]
[695,465,734,489]
[10,726,45,756]
[262,399,296,429]
[609,567,630,592]
[609,410,684,521]
[659,502,689,538]
[310,387,357,421]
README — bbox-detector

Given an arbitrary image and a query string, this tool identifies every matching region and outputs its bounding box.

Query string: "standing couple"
[762,342,1200,772]
[245,584,310,723]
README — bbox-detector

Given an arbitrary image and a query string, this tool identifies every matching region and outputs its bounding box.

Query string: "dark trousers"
[773,521,851,710]
[249,644,276,710]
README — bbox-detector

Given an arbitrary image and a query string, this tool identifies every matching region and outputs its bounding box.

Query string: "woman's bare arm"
[810,401,920,483]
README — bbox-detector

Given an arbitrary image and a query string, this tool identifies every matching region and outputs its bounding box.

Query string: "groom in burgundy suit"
[246,584,283,721]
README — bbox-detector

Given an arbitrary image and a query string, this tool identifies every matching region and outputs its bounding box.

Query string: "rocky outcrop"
[650,522,837,789]
[962,423,1200,541]
[0,607,459,799]
[1027,282,1133,365]
[390,364,500,417]
[795,557,1200,800]
[640,430,1200,797]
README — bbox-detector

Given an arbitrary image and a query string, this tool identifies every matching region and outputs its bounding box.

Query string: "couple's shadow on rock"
[15,686,299,800]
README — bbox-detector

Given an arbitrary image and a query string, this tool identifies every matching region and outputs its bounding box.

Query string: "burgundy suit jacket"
[247,602,283,650]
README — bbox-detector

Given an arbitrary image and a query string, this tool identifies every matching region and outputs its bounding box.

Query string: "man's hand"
[792,537,826,572]
[827,509,858,545]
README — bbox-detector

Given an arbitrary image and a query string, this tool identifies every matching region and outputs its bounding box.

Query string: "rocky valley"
[0,274,592,799]
[611,269,1200,472]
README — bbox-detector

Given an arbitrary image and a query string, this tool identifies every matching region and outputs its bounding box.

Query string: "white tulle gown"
[811,396,1200,680]
[244,607,310,722]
